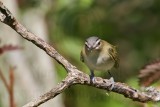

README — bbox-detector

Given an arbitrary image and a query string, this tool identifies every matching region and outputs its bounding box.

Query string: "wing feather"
[108,46,119,68]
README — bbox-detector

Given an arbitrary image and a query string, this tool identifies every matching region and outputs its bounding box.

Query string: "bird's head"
[85,36,102,52]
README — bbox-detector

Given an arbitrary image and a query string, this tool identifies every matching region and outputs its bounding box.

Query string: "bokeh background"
[0,0,160,107]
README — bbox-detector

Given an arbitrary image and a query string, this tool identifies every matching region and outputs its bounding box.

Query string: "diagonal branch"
[0,1,75,73]
[23,73,77,107]
[0,69,10,92]
[0,1,160,107]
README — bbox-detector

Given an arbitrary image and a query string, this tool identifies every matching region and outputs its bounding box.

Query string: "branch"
[23,71,160,107]
[23,73,76,107]
[0,67,16,107]
[9,67,16,107]
[0,1,75,73]
[0,1,160,107]
[0,69,10,92]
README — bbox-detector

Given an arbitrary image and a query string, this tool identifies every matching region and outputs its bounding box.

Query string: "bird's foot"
[108,77,115,91]
[89,75,95,84]
[89,70,95,83]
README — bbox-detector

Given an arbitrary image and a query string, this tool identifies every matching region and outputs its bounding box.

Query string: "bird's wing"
[108,46,119,68]
[80,50,84,62]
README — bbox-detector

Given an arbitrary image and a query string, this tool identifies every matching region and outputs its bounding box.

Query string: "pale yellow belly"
[84,54,114,71]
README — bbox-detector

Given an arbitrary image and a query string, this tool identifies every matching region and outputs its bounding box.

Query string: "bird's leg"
[108,71,115,91]
[90,70,94,83]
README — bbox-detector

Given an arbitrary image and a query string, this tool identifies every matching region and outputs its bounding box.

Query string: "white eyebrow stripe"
[93,39,101,48]
[85,41,90,48]
[96,39,101,43]
[85,41,88,46]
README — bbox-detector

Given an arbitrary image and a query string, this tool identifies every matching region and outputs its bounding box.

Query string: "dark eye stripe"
[95,39,101,45]
[85,42,89,48]
[98,41,100,45]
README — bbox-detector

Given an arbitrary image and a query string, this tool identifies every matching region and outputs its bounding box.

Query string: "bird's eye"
[85,44,88,48]
[98,42,101,46]
[85,42,88,47]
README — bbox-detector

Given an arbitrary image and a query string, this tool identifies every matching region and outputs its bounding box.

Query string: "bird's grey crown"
[85,36,100,48]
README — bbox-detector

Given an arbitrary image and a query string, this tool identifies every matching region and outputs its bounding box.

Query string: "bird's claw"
[90,75,95,83]
[89,70,95,83]
[108,77,115,91]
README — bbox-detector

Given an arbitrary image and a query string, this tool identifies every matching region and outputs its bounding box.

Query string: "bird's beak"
[87,47,93,52]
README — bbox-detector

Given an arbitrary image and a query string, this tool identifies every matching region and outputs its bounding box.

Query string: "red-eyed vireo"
[80,36,119,89]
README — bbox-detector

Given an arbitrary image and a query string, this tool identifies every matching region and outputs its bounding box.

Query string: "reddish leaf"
[0,44,23,55]
[9,66,16,107]
[138,59,160,87]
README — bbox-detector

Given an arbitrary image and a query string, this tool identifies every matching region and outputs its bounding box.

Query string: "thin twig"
[9,67,16,107]
[0,68,16,107]
[0,69,10,92]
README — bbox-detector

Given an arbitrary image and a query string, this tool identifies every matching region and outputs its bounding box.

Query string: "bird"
[80,36,119,89]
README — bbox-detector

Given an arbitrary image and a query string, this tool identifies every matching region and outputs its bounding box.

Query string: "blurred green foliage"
[18,0,160,107]
[0,98,2,107]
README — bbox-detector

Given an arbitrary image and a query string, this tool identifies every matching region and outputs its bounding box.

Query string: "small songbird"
[80,36,119,88]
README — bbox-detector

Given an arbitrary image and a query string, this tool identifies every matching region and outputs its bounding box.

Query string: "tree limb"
[23,73,76,107]
[0,1,160,107]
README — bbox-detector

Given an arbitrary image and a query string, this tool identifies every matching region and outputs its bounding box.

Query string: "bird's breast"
[84,52,114,71]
